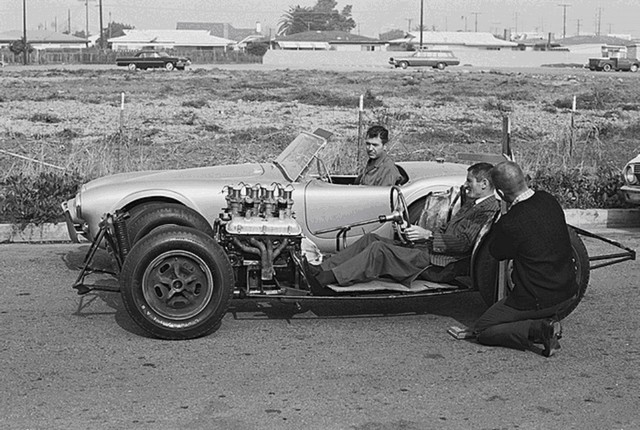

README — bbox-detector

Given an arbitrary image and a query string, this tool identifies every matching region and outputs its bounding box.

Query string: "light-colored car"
[621,154,640,204]
[63,129,598,339]
[389,50,460,70]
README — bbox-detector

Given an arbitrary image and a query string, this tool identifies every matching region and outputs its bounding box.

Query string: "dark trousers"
[474,295,578,351]
[319,233,431,286]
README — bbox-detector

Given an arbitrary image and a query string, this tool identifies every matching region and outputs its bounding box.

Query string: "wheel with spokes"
[120,226,234,339]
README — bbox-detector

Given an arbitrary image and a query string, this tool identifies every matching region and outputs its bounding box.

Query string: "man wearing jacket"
[306,162,499,289]
[474,161,579,357]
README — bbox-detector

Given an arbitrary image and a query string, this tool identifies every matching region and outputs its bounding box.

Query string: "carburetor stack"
[216,183,304,295]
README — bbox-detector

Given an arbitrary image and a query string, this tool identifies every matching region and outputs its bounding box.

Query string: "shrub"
[29,113,62,123]
[0,171,84,225]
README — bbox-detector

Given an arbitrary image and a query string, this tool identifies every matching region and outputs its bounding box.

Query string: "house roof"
[176,22,258,42]
[0,30,87,44]
[276,30,381,44]
[392,31,517,47]
[558,35,636,46]
[107,29,235,47]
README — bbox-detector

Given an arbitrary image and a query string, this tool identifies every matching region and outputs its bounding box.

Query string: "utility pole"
[99,0,104,48]
[22,0,27,64]
[67,9,71,34]
[419,0,424,48]
[471,12,480,32]
[558,4,570,40]
[405,18,412,32]
[514,12,518,34]
[576,18,582,36]
[596,7,602,36]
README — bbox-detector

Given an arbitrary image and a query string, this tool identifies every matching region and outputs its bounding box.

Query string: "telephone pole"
[22,0,27,64]
[471,12,480,32]
[576,18,582,36]
[406,18,412,32]
[99,0,104,48]
[419,0,424,48]
[558,4,570,40]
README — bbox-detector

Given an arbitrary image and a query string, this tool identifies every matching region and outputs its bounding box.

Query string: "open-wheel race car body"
[63,129,636,339]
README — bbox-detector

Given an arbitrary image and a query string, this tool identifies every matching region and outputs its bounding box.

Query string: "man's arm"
[431,205,497,255]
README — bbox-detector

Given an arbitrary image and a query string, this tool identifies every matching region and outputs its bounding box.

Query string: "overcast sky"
[1,0,638,38]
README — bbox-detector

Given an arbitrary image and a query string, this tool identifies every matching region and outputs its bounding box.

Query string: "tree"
[96,22,134,48]
[9,39,33,56]
[277,0,356,36]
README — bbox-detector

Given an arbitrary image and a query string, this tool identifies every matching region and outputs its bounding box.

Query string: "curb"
[1,209,639,244]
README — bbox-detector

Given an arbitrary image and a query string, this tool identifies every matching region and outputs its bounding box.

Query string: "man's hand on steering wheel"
[403,225,433,243]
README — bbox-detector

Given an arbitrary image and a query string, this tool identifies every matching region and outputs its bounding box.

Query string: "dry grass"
[1,67,639,181]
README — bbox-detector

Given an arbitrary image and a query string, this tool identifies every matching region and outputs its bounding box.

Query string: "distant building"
[107,29,235,51]
[389,31,517,51]
[274,31,384,51]
[176,22,260,43]
[0,30,87,49]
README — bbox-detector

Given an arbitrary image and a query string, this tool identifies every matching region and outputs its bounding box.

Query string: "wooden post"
[496,115,513,302]
[357,94,364,168]
[569,95,576,158]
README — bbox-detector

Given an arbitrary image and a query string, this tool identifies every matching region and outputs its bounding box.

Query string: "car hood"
[82,163,273,192]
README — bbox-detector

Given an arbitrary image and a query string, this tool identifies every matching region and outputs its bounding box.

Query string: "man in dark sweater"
[474,161,579,357]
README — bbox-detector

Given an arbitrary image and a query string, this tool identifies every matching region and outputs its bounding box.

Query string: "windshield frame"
[273,130,329,182]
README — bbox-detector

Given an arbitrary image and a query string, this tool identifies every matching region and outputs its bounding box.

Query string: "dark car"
[116,51,191,71]
[389,50,460,70]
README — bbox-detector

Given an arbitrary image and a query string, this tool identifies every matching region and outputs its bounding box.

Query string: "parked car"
[62,129,630,340]
[389,50,460,70]
[621,154,640,204]
[115,51,191,71]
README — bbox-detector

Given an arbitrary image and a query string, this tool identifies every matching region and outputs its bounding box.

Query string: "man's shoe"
[301,257,331,295]
[541,320,562,358]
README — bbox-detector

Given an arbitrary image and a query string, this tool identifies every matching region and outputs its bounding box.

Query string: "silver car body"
[621,154,640,205]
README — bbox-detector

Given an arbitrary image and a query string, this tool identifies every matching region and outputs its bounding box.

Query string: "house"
[0,30,87,50]
[389,31,517,51]
[176,22,260,43]
[274,31,384,51]
[555,35,639,57]
[107,29,235,51]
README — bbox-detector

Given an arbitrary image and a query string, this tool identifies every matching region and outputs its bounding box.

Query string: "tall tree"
[277,0,356,36]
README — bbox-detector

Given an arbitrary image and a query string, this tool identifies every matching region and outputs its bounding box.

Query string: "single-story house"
[389,31,517,51]
[107,29,235,51]
[555,35,639,57]
[274,31,384,51]
[176,22,259,43]
[0,30,88,50]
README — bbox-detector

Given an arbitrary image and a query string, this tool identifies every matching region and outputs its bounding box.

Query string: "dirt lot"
[1,64,639,181]
[0,229,638,430]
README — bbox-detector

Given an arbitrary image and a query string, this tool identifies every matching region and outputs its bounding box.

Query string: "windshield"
[274,130,330,182]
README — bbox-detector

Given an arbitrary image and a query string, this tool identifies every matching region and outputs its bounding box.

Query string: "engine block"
[216,183,304,296]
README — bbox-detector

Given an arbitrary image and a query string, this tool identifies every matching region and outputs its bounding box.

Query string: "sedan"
[115,51,191,71]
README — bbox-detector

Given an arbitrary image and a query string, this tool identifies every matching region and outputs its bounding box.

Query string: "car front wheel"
[399,61,409,69]
[128,63,137,71]
[435,62,446,70]
[165,62,175,71]
[126,203,214,246]
[602,63,612,72]
[120,226,234,340]
[630,64,639,72]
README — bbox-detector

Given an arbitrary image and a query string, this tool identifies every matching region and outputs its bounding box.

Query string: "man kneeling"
[305,163,499,292]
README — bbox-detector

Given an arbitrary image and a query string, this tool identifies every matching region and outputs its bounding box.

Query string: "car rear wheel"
[120,226,234,340]
[399,61,409,69]
[474,227,589,319]
[165,62,175,71]
[126,203,214,246]
[603,63,612,72]
[127,63,137,71]
[436,62,446,70]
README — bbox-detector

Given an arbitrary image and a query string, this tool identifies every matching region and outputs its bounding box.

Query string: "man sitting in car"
[304,162,499,292]
[355,125,404,186]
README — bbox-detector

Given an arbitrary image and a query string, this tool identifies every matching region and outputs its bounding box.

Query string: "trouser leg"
[320,233,395,270]
[329,240,431,286]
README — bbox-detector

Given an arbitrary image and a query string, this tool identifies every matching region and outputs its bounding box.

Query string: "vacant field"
[1,66,639,219]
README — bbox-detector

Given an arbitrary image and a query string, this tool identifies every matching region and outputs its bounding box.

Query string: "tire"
[120,226,234,339]
[399,61,409,69]
[165,62,175,71]
[126,203,214,245]
[630,64,639,73]
[436,62,446,70]
[474,227,590,319]
[127,63,137,71]
[602,63,612,72]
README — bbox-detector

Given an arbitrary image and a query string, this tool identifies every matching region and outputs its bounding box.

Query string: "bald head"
[491,161,529,203]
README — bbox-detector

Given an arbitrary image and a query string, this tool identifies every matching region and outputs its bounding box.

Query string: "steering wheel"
[389,186,411,244]
[315,156,332,183]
